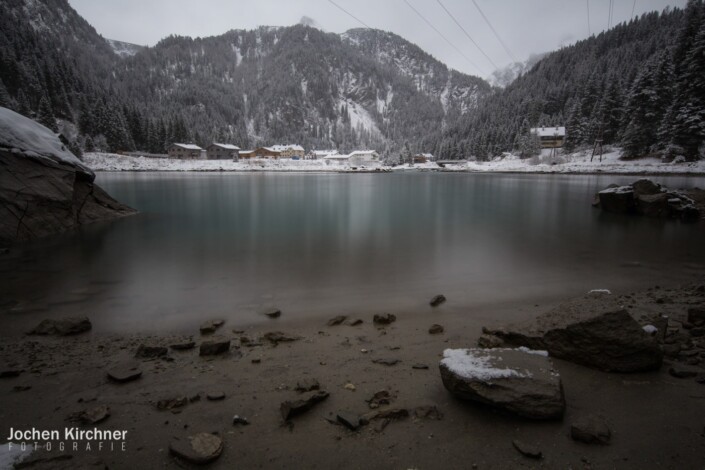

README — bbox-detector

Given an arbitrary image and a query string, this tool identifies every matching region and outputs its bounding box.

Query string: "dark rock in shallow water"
[206,391,226,401]
[571,415,611,445]
[71,405,110,425]
[232,415,250,425]
[512,440,542,459]
[327,315,347,326]
[336,411,361,430]
[199,339,230,356]
[439,348,565,420]
[263,331,301,345]
[135,345,168,359]
[295,378,320,393]
[199,319,224,335]
[372,358,400,366]
[262,308,281,318]
[280,390,329,421]
[366,390,394,409]
[429,324,444,334]
[28,317,92,336]
[0,369,22,378]
[169,433,223,464]
[0,108,136,246]
[107,363,142,383]
[598,186,635,214]
[157,396,188,411]
[484,299,662,372]
[430,294,446,307]
[170,341,196,351]
[373,313,396,325]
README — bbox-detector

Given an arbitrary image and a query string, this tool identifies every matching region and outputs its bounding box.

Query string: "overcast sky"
[68,0,685,77]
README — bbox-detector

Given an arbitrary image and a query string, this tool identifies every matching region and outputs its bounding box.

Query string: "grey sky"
[68,0,686,77]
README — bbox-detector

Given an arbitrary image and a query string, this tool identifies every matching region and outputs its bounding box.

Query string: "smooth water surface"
[2,172,704,333]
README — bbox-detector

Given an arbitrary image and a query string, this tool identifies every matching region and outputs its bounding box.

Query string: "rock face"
[28,317,92,336]
[483,299,662,372]
[595,179,702,222]
[439,348,565,420]
[0,108,136,246]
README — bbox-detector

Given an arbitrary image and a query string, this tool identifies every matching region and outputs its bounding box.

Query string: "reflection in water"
[1,172,703,333]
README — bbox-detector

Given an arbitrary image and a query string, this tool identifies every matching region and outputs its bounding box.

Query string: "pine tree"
[36,96,58,132]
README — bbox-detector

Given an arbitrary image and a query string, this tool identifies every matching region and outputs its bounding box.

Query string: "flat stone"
[232,415,250,425]
[169,433,223,465]
[512,440,542,459]
[280,390,329,421]
[571,415,611,445]
[373,313,396,325]
[107,363,142,383]
[327,315,347,326]
[200,320,224,335]
[80,405,110,424]
[439,348,565,420]
[430,294,446,307]
[157,396,188,411]
[28,317,92,336]
[429,324,444,334]
[170,341,196,351]
[262,308,281,318]
[135,344,168,359]
[199,339,230,356]
[411,363,429,370]
[295,378,320,392]
[348,319,363,326]
[366,390,393,409]
[413,405,443,420]
[206,391,226,401]
[263,331,301,345]
[336,411,361,430]
[372,358,400,366]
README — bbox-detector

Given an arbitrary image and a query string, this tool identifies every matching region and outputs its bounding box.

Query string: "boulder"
[106,363,142,383]
[28,317,92,336]
[199,319,224,335]
[135,345,168,359]
[73,405,110,425]
[327,315,347,326]
[169,433,223,465]
[262,308,281,318]
[636,193,670,217]
[199,339,230,356]
[570,415,611,445]
[598,186,635,214]
[373,313,396,325]
[512,440,542,459]
[295,378,320,393]
[429,324,444,334]
[430,295,446,307]
[280,390,329,421]
[439,348,565,420]
[484,298,662,372]
[632,179,662,196]
[0,108,136,246]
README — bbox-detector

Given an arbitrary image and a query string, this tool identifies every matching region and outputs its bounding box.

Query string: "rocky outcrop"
[0,107,136,246]
[439,348,565,420]
[482,297,663,372]
[595,179,702,222]
[28,317,92,336]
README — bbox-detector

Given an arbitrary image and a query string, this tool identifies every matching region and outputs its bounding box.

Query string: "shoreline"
[2,278,704,468]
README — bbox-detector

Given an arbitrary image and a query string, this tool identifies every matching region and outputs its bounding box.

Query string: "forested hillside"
[436,1,705,161]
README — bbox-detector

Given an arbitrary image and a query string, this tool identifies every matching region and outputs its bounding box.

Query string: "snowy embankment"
[83,150,705,175]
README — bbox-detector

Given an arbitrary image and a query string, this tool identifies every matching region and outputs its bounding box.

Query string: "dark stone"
[348,319,363,326]
[232,415,250,425]
[12,385,31,391]
[512,440,542,459]
[170,341,196,351]
[206,391,226,401]
[262,308,281,318]
[632,179,662,196]
[71,405,110,424]
[429,324,444,334]
[135,345,168,359]
[157,396,188,410]
[372,358,400,366]
[295,378,320,393]
[373,408,409,420]
[681,205,701,223]
[669,366,699,378]
[411,363,429,370]
[485,305,663,372]
[477,334,504,348]
[336,412,361,430]
[28,317,92,336]
[373,313,396,325]
[327,315,347,326]
[636,193,670,217]
[0,146,136,246]
[169,433,223,464]
[439,348,565,420]
[199,339,230,356]
[430,294,446,307]
[598,186,635,214]
[413,405,443,420]
[263,331,301,345]
[280,390,329,421]
[200,319,224,335]
[366,390,394,409]
[0,369,22,378]
[106,363,142,383]
[571,415,611,445]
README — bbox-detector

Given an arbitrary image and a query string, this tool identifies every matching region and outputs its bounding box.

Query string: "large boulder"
[483,297,662,372]
[439,348,565,420]
[28,317,92,336]
[598,186,635,214]
[0,107,135,245]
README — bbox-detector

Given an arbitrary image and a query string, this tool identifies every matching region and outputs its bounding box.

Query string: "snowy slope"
[106,38,145,58]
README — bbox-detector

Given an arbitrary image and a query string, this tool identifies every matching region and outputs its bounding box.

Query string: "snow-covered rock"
[0,107,135,245]
[439,347,565,420]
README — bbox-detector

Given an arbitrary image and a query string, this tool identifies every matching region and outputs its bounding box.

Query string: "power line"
[402,0,486,75]
[436,0,499,70]
[631,0,637,18]
[608,0,614,29]
[587,0,591,35]
[470,0,518,63]
[327,0,373,29]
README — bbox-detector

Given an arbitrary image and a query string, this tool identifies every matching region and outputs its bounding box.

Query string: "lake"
[1,172,704,333]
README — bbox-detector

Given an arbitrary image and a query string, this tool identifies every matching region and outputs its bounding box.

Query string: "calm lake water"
[2,172,704,333]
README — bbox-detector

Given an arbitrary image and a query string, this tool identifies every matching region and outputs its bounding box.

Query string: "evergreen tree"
[36,96,58,132]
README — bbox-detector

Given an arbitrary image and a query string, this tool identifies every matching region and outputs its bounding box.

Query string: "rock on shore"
[0,107,136,245]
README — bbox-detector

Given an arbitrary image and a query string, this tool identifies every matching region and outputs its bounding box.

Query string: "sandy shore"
[1,280,704,469]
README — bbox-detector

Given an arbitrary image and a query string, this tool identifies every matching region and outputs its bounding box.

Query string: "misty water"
[2,172,704,333]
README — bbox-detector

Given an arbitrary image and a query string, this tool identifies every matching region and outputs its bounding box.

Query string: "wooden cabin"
[167,143,203,159]
[206,143,240,160]
[530,127,566,148]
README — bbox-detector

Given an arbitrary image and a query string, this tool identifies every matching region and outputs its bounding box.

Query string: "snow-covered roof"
[171,143,203,150]
[239,149,254,154]
[270,144,304,152]
[0,106,92,174]
[312,150,338,156]
[348,150,378,157]
[323,153,350,160]
[530,127,565,137]
[209,143,240,150]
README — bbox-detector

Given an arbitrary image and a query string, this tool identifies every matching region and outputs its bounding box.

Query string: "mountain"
[488,53,546,88]
[0,0,491,156]
[435,2,705,161]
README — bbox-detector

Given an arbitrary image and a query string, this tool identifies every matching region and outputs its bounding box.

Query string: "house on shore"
[270,144,305,158]
[413,153,435,163]
[309,150,338,160]
[168,143,204,159]
[324,150,381,166]
[207,143,240,160]
[530,127,566,148]
[238,147,282,159]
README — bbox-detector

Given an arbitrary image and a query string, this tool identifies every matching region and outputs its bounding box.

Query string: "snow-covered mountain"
[106,39,145,58]
[487,53,547,88]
